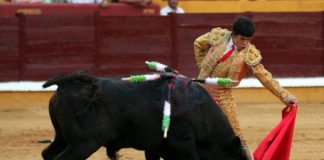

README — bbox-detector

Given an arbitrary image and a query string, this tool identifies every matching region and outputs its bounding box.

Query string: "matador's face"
[233,35,252,51]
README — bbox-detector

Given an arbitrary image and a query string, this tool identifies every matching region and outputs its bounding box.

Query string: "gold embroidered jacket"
[194,27,295,104]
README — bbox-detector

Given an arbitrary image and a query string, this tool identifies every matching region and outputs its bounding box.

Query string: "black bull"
[41,73,247,160]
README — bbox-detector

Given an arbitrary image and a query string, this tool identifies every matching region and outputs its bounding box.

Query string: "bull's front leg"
[51,140,101,160]
[42,114,66,160]
[41,134,66,160]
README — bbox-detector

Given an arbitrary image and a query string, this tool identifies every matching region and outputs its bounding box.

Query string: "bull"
[41,72,247,160]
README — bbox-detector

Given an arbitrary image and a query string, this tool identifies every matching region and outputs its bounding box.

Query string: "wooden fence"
[0,11,323,81]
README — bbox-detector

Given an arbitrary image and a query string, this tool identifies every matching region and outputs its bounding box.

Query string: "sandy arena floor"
[0,100,323,160]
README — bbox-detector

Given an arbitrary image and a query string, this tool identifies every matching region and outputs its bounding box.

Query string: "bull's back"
[43,73,239,158]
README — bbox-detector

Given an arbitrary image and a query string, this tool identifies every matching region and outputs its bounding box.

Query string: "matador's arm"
[245,45,296,104]
[194,32,210,70]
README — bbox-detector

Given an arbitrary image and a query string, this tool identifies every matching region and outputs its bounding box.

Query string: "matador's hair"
[232,17,255,37]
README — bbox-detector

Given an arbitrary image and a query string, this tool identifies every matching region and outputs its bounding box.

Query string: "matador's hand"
[287,98,298,107]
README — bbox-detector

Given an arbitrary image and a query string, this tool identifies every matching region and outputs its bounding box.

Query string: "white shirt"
[223,37,237,56]
[160,5,185,16]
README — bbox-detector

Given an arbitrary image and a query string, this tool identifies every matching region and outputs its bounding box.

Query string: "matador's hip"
[202,84,243,140]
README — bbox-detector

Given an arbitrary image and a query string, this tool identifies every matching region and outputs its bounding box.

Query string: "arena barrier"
[0,12,323,82]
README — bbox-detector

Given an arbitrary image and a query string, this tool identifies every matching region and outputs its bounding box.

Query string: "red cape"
[253,104,298,160]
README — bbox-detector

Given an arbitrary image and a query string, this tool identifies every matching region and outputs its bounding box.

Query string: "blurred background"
[0,0,323,159]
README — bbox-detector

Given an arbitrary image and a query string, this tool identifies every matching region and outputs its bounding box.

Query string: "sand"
[0,100,323,160]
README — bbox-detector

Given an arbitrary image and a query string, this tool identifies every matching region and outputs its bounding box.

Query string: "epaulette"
[208,27,231,46]
[244,44,262,66]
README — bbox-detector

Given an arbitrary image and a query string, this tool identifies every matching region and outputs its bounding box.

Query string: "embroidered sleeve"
[194,32,210,69]
[252,63,296,104]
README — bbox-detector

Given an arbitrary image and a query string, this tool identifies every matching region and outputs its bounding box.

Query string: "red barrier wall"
[251,12,324,77]
[95,15,172,76]
[0,17,20,81]
[19,12,96,80]
[0,11,323,81]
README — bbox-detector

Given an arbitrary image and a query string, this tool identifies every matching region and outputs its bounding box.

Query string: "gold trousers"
[203,84,247,145]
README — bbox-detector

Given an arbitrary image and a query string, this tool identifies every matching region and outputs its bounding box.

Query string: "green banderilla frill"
[147,61,159,70]
[162,116,170,138]
[162,116,170,130]
[128,75,147,82]
[217,78,232,85]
